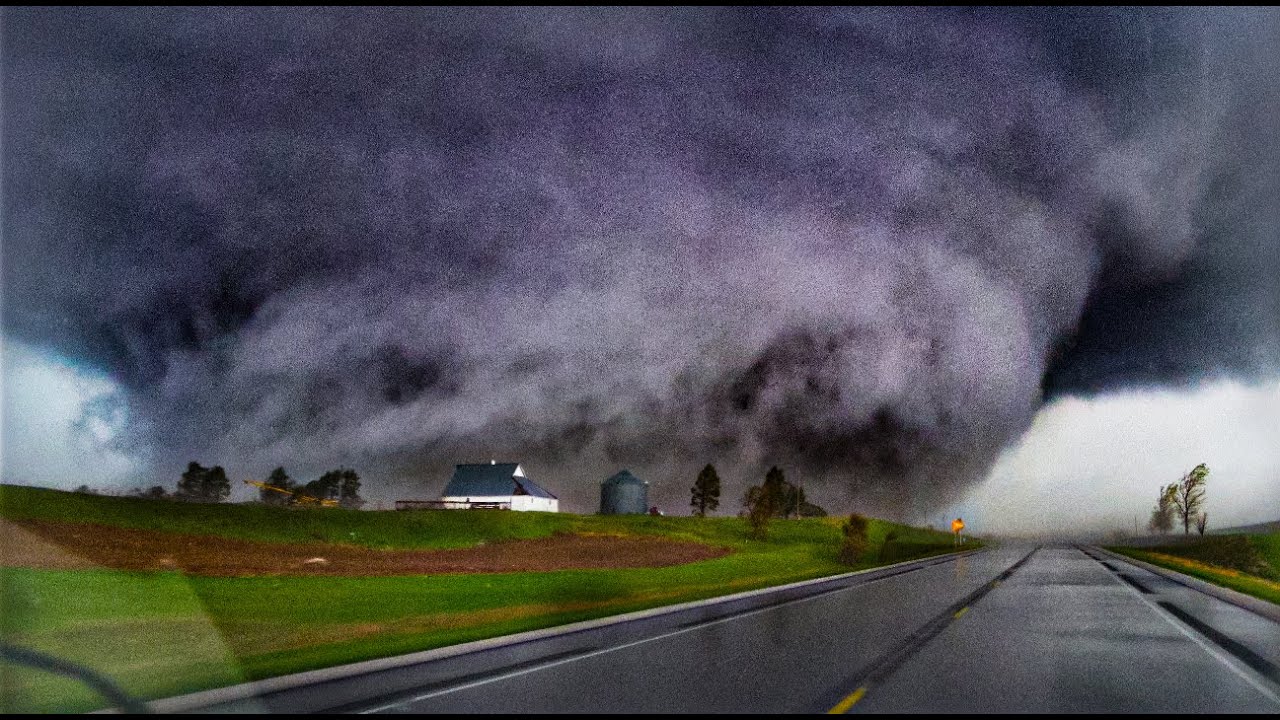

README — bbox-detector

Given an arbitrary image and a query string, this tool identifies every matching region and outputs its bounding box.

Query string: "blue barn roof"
[442,463,557,499]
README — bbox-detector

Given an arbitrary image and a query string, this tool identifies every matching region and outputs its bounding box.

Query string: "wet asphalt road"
[192,545,1280,714]
[854,546,1280,713]
[326,545,1280,714]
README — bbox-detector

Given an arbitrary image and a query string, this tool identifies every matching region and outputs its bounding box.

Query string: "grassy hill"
[1108,531,1280,607]
[2,483,585,549]
[0,484,966,712]
[1,484,956,559]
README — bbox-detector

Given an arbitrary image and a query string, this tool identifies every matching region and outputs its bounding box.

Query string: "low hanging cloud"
[2,8,1277,516]
[1,342,137,488]
[963,379,1280,536]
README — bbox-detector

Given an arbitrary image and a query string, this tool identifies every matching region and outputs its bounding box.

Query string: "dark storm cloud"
[3,7,1276,515]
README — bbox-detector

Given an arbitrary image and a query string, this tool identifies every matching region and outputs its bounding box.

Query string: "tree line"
[258,466,364,509]
[689,464,826,522]
[689,464,896,567]
[80,462,366,509]
[1148,463,1209,535]
[688,464,844,544]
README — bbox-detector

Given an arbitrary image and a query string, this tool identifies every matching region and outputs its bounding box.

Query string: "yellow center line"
[827,686,867,714]
[954,606,969,619]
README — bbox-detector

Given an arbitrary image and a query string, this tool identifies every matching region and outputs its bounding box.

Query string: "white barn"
[439,462,559,512]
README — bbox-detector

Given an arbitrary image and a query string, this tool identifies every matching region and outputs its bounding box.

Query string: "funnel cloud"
[3,8,1277,515]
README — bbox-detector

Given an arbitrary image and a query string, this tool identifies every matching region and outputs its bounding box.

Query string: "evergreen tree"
[338,468,364,509]
[262,466,295,506]
[761,466,801,518]
[175,461,209,501]
[204,465,231,503]
[690,464,721,517]
[175,461,230,503]
[307,468,364,509]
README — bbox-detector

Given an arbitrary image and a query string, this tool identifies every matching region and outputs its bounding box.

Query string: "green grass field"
[0,484,967,712]
[1107,531,1280,608]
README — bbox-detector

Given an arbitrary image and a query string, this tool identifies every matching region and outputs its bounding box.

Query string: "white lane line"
[358,553,1001,714]
[1102,557,1280,707]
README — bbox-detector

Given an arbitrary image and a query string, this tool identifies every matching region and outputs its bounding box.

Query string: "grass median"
[1107,532,1280,607]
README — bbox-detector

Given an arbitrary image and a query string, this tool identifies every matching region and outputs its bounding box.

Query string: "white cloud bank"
[1,339,139,489]
[957,378,1280,536]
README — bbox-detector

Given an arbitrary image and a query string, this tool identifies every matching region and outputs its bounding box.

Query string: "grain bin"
[599,470,649,515]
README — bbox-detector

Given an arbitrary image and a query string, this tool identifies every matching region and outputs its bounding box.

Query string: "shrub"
[839,513,869,565]
[878,529,899,562]
[744,485,773,540]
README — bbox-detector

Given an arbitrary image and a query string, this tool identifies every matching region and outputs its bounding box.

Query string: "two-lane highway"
[172,545,1280,713]
[353,546,1028,714]
[850,546,1280,712]
[359,547,1028,714]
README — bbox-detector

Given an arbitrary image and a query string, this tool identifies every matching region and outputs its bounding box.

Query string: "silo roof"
[602,469,647,486]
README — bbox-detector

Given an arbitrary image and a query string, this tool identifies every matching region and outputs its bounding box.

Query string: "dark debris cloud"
[3,8,1277,515]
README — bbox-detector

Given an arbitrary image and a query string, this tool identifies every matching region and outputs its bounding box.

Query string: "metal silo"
[599,470,649,515]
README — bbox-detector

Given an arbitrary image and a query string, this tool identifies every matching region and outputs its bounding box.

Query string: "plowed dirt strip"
[1,519,729,576]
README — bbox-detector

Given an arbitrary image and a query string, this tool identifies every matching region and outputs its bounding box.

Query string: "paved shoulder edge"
[1093,546,1280,625]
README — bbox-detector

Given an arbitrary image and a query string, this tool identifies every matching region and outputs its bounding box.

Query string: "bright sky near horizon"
[952,378,1280,535]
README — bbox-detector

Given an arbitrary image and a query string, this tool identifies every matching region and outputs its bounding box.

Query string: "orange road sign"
[951,517,965,534]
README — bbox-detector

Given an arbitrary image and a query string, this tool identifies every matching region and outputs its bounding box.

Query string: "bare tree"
[1171,463,1209,535]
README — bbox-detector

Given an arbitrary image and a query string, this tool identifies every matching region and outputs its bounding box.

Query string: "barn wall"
[514,496,558,512]
[441,495,512,509]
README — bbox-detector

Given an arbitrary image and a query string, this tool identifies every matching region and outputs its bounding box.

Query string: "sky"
[953,379,1280,535]
[2,8,1277,531]
[1,341,138,489]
